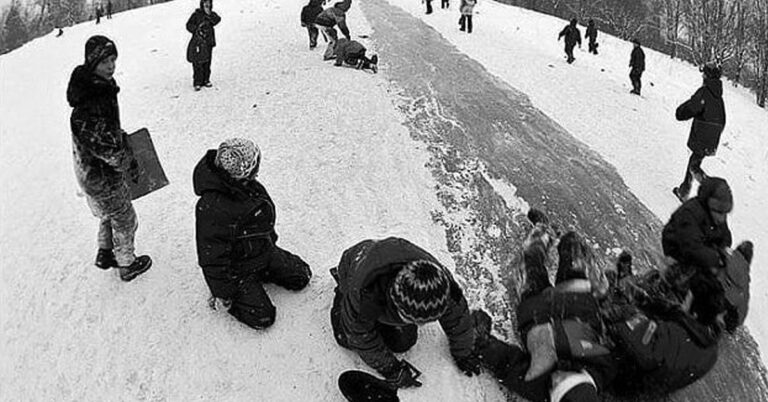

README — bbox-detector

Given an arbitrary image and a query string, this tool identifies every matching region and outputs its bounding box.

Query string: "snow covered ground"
[0,0,766,400]
[385,0,768,363]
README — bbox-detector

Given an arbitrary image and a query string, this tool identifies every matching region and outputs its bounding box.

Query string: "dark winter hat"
[701,62,722,79]
[631,37,641,45]
[216,138,261,179]
[570,18,577,25]
[200,0,212,8]
[335,0,352,12]
[390,260,451,324]
[84,35,118,71]
[698,176,733,213]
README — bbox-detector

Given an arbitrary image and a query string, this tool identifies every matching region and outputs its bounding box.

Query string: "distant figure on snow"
[106,0,113,19]
[193,138,312,330]
[672,63,726,201]
[441,0,449,9]
[95,3,103,24]
[585,19,598,55]
[459,0,476,33]
[330,238,480,388]
[333,38,379,73]
[66,35,152,281]
[629,38,645,95]
[186,0,221,91]
[314,0,352,61]
[425,0,433,14]
[558,18,581,63]
[55,25,64,37]
[300,0,324,50]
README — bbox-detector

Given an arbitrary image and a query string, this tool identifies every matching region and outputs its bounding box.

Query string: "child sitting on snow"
[333,37,379,73]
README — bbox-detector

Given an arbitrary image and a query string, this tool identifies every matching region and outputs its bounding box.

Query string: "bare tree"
[753,0,768,106]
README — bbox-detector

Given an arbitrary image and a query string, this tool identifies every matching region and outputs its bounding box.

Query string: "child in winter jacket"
[300,0,324,50]
[333,38,379,73]
[193,138,312,330]
[558,18,582,63]
[585,19,598,54]
[186,0,221,91]
[66,35,152,282]
[314,0,351,61]
[330,237,479,388]
[459,0,476,33]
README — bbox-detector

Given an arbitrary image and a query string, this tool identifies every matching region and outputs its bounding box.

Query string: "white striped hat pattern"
[390,260,451,324]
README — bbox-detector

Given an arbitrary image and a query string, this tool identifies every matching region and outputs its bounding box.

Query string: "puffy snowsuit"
[67,63,137,267]
[193,150,311,329]
[330,237,474,377]
[676,78,726,156]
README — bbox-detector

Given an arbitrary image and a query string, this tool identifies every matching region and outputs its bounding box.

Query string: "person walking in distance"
[672,63,726,201]
[629,38,645,95]
[459,0,476,33]
[585,19,598,55]
[558,18,582,64]
[66,35,152,281]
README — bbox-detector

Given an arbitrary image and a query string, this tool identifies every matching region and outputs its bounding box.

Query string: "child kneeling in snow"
[333,38,379,73]
[193,138,312,330]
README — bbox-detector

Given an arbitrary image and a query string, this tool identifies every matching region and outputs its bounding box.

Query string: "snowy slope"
[0,0,507,400]
[385,0,768,364]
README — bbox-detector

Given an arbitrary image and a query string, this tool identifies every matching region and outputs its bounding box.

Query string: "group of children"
[424,0,478,33]
[301,0,379,73]
[66,1,750,400]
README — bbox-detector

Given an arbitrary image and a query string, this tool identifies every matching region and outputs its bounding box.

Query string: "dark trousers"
[588,39,598,54]
[227,246,312,329]
[478,338,550,401]
[459,15,473,33]
[426,0,433,14]
[680,151,706,191]
[306,24,319,49]
[565,44,576,63]
[193,60,212,87]
[441,0,449,8]
[630,70,643,94]
[331,288,418,353]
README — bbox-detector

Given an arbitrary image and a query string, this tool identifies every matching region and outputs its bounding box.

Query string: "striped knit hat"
[216,138,261,179]
[390,260,451,324]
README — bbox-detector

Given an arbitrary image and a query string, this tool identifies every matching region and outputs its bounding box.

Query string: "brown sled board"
[127,128,169,200]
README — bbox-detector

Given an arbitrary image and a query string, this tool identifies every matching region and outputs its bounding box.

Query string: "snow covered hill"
[1,0,766,400]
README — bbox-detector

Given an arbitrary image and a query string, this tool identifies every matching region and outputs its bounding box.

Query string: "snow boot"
[194,85,202,91]
[338,370,399,402]
[118,255,152,282]
[355,59,365,70]
[736,241,754,264]
[95,248,117,269]
[672,186,689,203]
[204,82,213,87]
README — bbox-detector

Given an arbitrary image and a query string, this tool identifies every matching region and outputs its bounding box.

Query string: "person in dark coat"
[301,0,324,50]
[314,0,351,61]
[629,38,645,95]
[425,0,433,14]
[475,211,614,402]
[585,19,598,55]
[186,0,221,91]
[441,0,449,9]
[95,3,103,24]
[106,0,113,19]
[672,62,726,200]
[66,35,152,282]
[333,38,378,73]
[459,0,476,33]
[193,138,312,330]
[330,237,479,388]
[558,18,582,64]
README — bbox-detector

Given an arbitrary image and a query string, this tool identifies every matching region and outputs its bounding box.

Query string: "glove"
[386,360,422,389]
[128,158,140,184]
[454,352,482,376]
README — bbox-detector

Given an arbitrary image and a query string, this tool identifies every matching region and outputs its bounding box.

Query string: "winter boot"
[118,255,152,282]
[204,81,213,87]
[355,59,365,70]
[471,309,492,349]
[194,85,202,91]
[95,248,117,269]
[370,55,379,73]
[672,185,689,203]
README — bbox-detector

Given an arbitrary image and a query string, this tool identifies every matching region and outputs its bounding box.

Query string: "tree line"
[0,0,171,55]
[500,0,768,108]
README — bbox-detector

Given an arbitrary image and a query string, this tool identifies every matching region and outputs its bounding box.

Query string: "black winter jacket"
[301,0,324,25]
[314,6,350,39]
[585,23,597,41]
[193,150,278,299]
[662,178,732,269]
[335,238,474,376]
[630,47,645,72]
[67,65,132,198]
[558,24,581,48]
[676,78,726,155]
[186,8,221,63]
